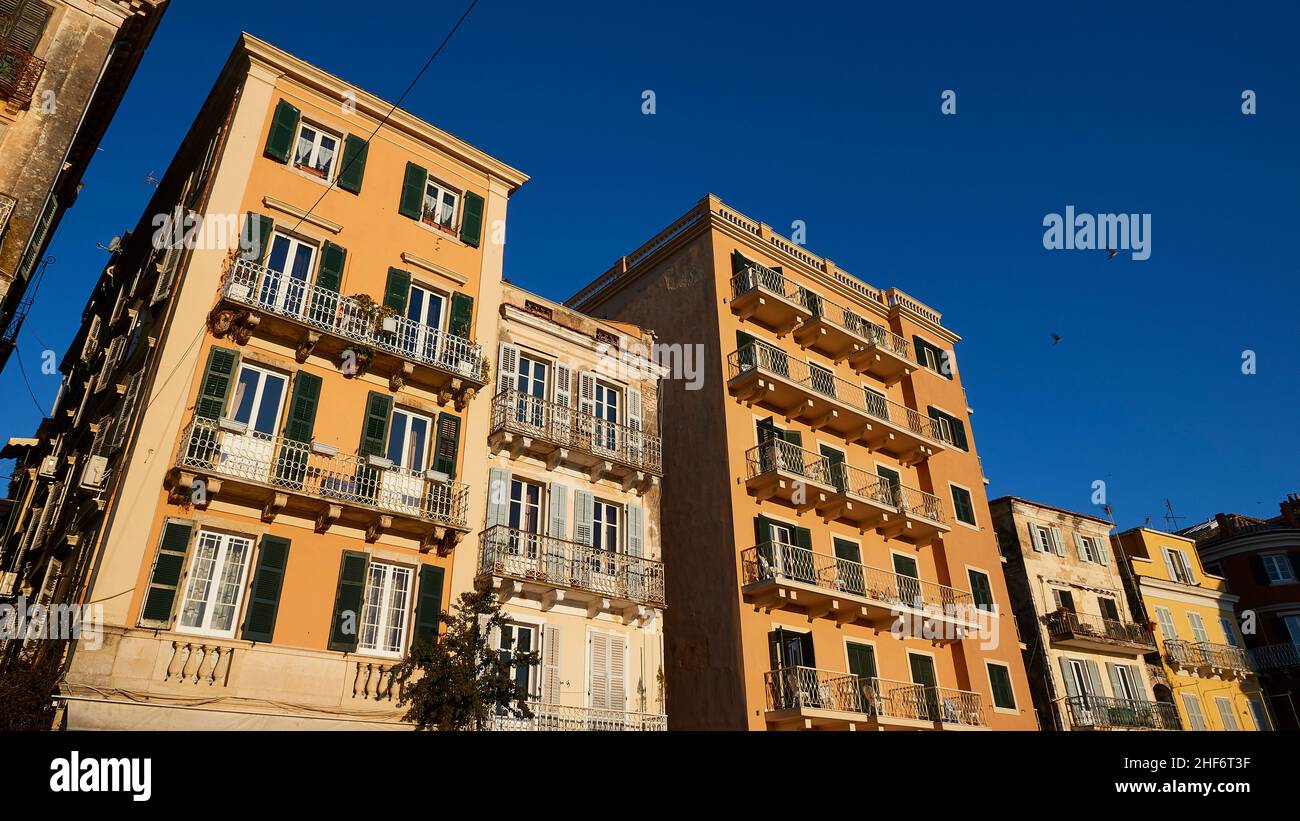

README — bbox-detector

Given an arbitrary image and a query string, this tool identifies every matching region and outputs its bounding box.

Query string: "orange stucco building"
[2,33,527,728]
[568,195,1036,730]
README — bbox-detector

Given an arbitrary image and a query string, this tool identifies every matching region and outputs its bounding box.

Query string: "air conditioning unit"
[79,455,109,491]
[37,456,59,479]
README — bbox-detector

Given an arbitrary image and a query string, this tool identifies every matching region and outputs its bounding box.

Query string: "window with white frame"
[293,121,340,180]
[177,530,254,637]
[1162,547,1196,585]
[357,561,413,658]
[422,177,460,231]
[1261,552,1296,584]
[1113,665,1141,701]
[591,499,621,574]
[1030,523,1065,556]
[498,622,539,701]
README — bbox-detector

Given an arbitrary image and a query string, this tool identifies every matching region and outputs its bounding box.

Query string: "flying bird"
[1051,333,1062,345]
[1103,247,1117,259]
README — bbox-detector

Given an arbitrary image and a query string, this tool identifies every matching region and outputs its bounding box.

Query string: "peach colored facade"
[37,34,527,729]
[568,195,1035,730]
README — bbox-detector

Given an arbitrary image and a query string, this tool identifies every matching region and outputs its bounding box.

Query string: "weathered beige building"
[990,497,1176,730]
[475,285,667,729]
[0,0,168,371]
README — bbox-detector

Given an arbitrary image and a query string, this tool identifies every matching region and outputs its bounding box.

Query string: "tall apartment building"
[0,34,527,728]
[568,195,1034,730]
[1112,527,1266,731]
[990,497,1175,731]
[1180,496,1300,730]
[474,284,667,730]
[0,0,168,371]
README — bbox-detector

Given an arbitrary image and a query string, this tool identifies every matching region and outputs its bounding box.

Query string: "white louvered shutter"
[610,635,626,711]
[627,388,642,431]
[627,504,644,558]
[1029,523,1045,552]
[543,625,561,705]
[497,343,519,397]
[554,363,572,408]
[589,632,609,709]
[1050,527,1066,556]
[1094,536,1110,566]
[548,482,568,539]
[573,490,594,546]
[578,371,596,416]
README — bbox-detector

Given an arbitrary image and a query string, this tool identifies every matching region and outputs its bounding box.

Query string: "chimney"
[1281,495,1300,528]
[1214,513,1233,536]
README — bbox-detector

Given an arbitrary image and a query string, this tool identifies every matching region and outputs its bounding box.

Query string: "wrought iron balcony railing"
[478,524,665,607]
[743,439,836,486]
[801,290,914,359]
[1165,639,1253,673]
[765,666,987,727]
[742,540,974,613]
[222,258,485,383]
[177,415,469,529]
[1044,610,1156,648]
[1250,642,1300,671]
[731,262,807,304]
[743,442,947,526]
[490,702,666,731]
[490,388,662,474]
[1064,695,1181,730]
[0,42,45,108]
[0,191,15,238]
[727,340,947,444]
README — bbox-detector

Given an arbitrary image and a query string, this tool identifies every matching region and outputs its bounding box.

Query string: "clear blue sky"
[4,0,1296,530]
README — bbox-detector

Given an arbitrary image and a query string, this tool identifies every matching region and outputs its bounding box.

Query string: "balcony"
[1043,610,1155,655]
[764,666,988,731]
[741,541,980,633]
[730,263,812,334]
[1165,639,1254,679]
[491,702,666,731]
[743,440,837,511]
[1064,695,1182,731]
[489,389,660,493]
[478,524,665,614]
[0,42,46,109]
[727,340,947,464]
[217,259,485,406]
[168,416,470,552]
[818,462,897,529]
[1250,642,1300,672]
[793,294,916,385]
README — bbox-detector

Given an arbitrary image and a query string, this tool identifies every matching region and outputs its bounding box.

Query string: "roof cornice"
[237,33,528,191]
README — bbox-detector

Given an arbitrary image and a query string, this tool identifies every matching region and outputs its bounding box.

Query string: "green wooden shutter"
[433,412,461,478]
[276,371,321,487]
[283,372,322,443]
[241,212,274,263]
[328,550,370,652]
[399,162,427,219]
[847,642,878,679]
[412,564,445,647]
[195,347,239,419]
[140,521,193,625]
[968,570,994,609]
[794,526,813,551]
[264,100,301,163]
[449,293,474,339]
[731,250,751,274]
[989,665,1015,708]
[459,191,485,247]
[242,535,291,642]
[383,268,411,313]
[358,392,393,457]
[315,242,346,293]
[753,515,773,546]
[337,134,369,194]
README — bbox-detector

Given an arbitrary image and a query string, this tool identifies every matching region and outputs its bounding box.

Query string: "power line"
[11,345,49,416]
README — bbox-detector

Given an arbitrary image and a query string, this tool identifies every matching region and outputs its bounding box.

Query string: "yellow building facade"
[1114,528,1268,731]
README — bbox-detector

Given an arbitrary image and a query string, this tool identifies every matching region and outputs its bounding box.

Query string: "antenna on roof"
[1163,498,1185,531]
[144,171,160,188]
